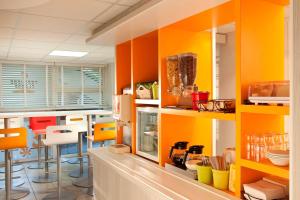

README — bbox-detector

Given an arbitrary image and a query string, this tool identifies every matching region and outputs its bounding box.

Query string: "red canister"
[198,91,209,103]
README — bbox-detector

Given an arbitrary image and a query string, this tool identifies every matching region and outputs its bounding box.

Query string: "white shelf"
[135,99,159,105]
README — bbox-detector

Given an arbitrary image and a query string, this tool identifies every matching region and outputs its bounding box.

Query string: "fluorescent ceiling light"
[49,50,88,57]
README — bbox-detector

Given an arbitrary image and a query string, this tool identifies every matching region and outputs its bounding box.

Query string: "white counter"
[0,109,112,118]
[89,148,240,200]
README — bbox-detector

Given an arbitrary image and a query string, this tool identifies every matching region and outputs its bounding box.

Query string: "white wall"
[216,31,236,155]
[103,63,115,108]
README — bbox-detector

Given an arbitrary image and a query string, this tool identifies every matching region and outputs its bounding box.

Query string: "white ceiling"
[0,0,142,64]
[88,0,230,45]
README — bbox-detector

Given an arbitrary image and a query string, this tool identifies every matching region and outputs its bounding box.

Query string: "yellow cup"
[196,165,213,185]
[212,169,229,190]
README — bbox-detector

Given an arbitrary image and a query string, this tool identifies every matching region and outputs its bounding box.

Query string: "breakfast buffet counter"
[0,109,112,118]
[89,147,239,200]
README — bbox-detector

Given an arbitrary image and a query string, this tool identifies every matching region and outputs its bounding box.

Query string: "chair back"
[44,125,79,146]
[29,116,56,131]
[66,115,87,133]
[0,128,27,150]
[94,122,116,142]
[0,118,24,129]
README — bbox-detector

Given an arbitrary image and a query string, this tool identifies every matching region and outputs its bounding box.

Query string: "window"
[0,63,106,111]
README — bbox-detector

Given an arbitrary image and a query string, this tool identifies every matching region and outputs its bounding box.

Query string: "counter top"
[89,147,240,200]
[0,109,112,118]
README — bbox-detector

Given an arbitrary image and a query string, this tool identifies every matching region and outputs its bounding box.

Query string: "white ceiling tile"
[11,39,59,50]
[21,0,112,21]
[117,0,141,6]
[7,56,42,62]
[64,35,89,45]
[0,45,9,52]
[0,38,12,47]
[0,11,19,28]
[9,47,50,55]
[94,4,129,23]
[0,28,14,39]
[93,45,115,54]
[0,50,8,57]
[17,14,86,34]
[14,30,70,42]
[98,0,118,3]
[77,22,102,35]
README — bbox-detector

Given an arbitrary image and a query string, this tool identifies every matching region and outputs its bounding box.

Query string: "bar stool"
[73,121,116,194]
[42,125,78,200]
[28,116,57,170]
[0,118,25,189]
[29,117,57,183]
[66,115,88,178]
[0,126,30,200]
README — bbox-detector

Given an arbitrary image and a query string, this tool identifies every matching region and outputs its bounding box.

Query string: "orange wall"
[160,114,212,165]
[240,0,285,102]
[159,28,212,107]
[115,41,132,95]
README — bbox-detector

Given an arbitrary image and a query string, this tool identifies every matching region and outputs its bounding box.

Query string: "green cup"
[196,165,213,185]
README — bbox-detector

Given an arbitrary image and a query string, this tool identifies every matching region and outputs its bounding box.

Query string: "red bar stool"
[0,125,30,200]
[42,125,79,200]
[73,122,116,195]
[65,115,88,178]
[29,117,57,183]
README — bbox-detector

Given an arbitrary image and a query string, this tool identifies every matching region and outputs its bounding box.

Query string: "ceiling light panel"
[49,50,88,57]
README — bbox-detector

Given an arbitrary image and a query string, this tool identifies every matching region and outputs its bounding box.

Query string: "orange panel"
[132,30,158,85]
[159,28,212,107]
[116,41,132,95]
[0,128,27,150]
[262,0,289,5]
[94,122,116,142]
[160,114,212,166]
[240,0,285,102]
[131,30,159,153]
[167,1,235,32]
[115,40,131,144]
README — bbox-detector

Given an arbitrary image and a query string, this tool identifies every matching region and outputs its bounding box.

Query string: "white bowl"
[185,160,201,171]
[268,156,289,166]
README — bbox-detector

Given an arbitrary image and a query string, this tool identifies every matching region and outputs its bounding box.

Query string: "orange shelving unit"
[115,0,290,198]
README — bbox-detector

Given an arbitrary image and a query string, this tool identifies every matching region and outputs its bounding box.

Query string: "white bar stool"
[42,125,79,200]
[66,115,88,178]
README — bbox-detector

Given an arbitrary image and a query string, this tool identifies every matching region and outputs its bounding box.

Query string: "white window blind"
[0,63,105,111]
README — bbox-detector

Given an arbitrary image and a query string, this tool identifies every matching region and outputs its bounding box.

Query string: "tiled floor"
[0,161,93,200]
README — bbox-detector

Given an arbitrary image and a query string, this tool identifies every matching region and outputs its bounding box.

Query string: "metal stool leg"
[32,146,56,183]
[28,134,44,169]
[67,133,88,165]
[69,133,88,178]
[72,154,93,189]
[42,145,75,200]
[0,176,25,189]
[0,150,30,200]
[0,151,24,173]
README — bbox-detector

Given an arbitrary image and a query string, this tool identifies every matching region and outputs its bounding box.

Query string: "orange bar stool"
[0,125,30,200]
[42,125,79,200]
[73,122,116,193]
[0,118,26,189]
[29,117,57,183]
[65,115,88,178]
